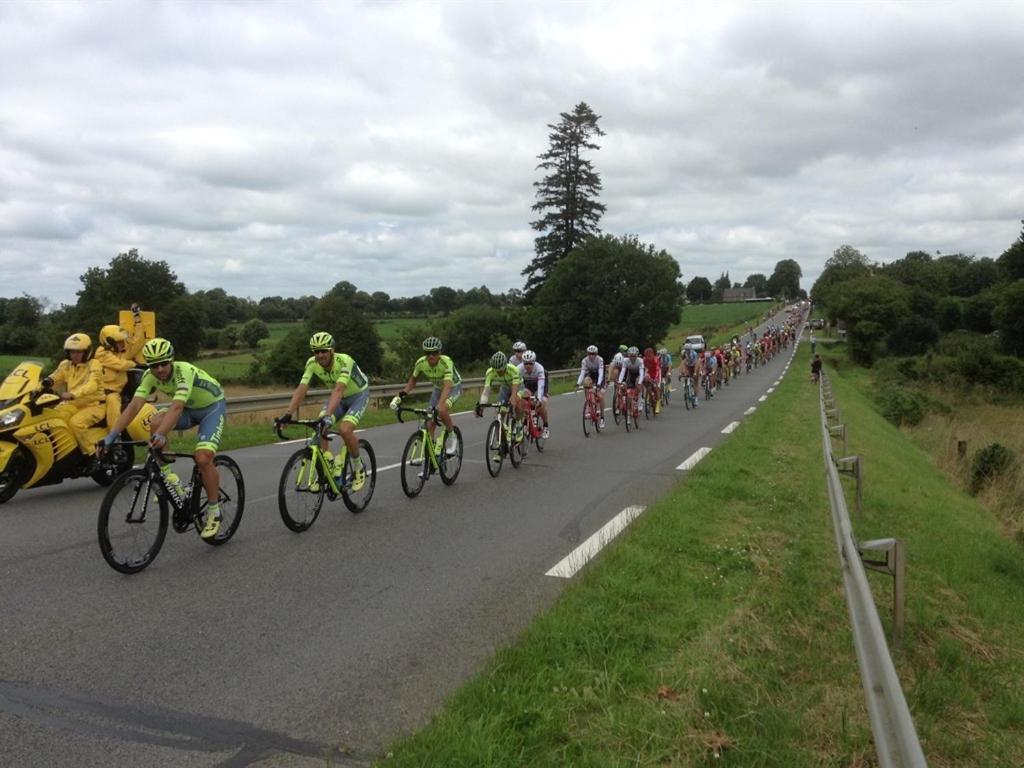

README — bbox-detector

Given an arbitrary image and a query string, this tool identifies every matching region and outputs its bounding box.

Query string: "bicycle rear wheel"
[97,468,168,574]
[401,432,428,498]
[199,455,245,546]
[342,439,376,514]
[278,447,325,532]
[439,426,463,486]
[485,421,504,477]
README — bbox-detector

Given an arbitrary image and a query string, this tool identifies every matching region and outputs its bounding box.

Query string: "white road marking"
[546,505,647,578]
[721,421,740,434]
[744,406,756,415]
[676,447,711,470]
[774,380,781,386]
[766,387,775,393]
[758,395,767,402]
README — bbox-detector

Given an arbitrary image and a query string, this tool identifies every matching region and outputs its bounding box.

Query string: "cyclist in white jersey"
[576,345,606,429]
[517,350,550,439]
[510,340,527,369]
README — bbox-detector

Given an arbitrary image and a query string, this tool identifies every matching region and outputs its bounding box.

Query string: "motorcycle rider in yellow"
[43,334,106,456]
[102,338,225,539]
[280,331,370,492]
[94,303,146,428]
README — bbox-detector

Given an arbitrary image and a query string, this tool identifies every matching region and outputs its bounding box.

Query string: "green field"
[663,302,778,352]
[373,316,430,340]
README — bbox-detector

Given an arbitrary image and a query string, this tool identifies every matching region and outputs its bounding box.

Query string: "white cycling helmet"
[586,345,598,354]
[512,341,527,353]
[522,350,537,363]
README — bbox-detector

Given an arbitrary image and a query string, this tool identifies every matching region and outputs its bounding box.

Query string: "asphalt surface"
[0,325,802,767]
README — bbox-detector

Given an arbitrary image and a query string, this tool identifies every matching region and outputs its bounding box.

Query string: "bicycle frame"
[398,407,444,473]
[275,419,346,496]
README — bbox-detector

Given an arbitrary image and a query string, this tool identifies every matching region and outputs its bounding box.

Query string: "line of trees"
[685,260,804,304]
[811,226,1024,390]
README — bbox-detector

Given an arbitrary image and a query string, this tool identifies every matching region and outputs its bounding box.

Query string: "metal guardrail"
[818,372,927,768]
[223,368,580,415]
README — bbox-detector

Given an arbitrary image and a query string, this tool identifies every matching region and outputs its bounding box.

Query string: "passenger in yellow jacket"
[94,305,146,427]
[44,333,105,454]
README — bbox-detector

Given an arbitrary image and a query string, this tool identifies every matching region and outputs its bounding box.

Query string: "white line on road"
[676,447,711,471]
[744,406,756,415]
[721,421,740,434]
[766,387,775,393]
[758,395,768,402]
[774,380,781,386]
[546,505,647,578]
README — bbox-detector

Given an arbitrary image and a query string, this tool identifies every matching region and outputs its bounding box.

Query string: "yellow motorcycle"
[0,361,156,503]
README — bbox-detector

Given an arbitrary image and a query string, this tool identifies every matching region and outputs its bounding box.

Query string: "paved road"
[0,330,801,767]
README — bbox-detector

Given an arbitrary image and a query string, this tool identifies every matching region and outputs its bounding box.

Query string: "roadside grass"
[372,347,1024,766]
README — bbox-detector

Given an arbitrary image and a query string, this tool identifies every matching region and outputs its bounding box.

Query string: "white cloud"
[1,0,1023,306]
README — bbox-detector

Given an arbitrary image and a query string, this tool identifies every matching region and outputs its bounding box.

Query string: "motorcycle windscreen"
[0,362,43,401]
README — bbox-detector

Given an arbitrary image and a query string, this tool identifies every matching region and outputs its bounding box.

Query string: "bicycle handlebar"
[395,406,441,426]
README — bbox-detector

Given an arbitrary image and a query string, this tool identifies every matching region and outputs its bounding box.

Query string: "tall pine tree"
[524,102,606,299]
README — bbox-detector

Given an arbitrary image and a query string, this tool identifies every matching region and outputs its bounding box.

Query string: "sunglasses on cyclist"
[147,361,172,370]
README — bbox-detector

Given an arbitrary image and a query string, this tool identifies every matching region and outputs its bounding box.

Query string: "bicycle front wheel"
[485,421,504,477]
[200,455,245,546]
[439,426,463,486]
[278,448,325,532]
[342,439,376,514]
[624,399,633,432]
[532,413,545,453]
[401,431,428,498]
[582,397,592,437]
[612,392,621,425]
[97,468,168,574]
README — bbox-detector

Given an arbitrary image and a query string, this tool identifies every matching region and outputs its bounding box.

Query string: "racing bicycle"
[396,406,463,497]
[274,417,377,532]
[97,443,245,574]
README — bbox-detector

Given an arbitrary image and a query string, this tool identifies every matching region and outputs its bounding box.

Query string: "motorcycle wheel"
[0,447,31,504]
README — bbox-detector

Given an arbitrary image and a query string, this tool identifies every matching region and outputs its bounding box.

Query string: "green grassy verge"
[371,347,1024,766]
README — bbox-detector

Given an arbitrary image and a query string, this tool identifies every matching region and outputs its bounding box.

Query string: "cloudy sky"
[2,1,1023,307]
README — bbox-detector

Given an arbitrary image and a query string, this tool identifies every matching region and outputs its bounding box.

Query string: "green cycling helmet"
[490,351,508,369]
[422,336,443,352]
[142,337,174,365]
[309,331,334,351]
[618,344,628,353]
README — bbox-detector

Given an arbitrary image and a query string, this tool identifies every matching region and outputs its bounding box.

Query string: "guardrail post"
[859,537,906,646]
[829,423,847,456]
[836,455,863,515]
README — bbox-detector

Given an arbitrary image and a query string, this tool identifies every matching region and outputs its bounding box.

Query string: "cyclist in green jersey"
[390,336,462,456]
[101,338,226,539]
[474,352,524,431]
[279,331,370,492]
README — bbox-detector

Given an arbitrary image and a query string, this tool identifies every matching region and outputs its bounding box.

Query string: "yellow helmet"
[99,324,129,350]
[63,333,93,357]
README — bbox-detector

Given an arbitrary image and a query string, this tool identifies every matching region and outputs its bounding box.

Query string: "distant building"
[723,287,757,302]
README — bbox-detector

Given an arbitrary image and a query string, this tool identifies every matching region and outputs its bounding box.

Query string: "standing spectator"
[810,333,817,354]
[811,354,822,383]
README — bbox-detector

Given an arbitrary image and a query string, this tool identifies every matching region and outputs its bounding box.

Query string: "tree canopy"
[528,234,683,365]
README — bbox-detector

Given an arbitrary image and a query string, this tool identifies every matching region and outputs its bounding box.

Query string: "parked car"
[810,318,825,330]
